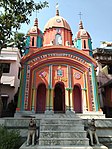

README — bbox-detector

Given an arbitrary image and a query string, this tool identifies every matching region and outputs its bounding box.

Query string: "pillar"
[85,71,93,111]
[65,88,69,111]
[82,73,88,112]
[45,65,53,112]
[16,68,24,111]
[45,88,54,112]
[31,88,36,112]
[90,65,98,111]
[49,88,54,111]
[69,88,73,111]
[82,88,87,113]
[46,88,50,110]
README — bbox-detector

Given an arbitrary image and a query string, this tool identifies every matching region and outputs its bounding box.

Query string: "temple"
[16,7,100,115]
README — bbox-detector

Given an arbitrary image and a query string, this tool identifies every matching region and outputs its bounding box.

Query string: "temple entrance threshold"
[54,82,65,113]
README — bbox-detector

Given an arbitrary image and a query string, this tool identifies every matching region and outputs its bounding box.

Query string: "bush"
[0,125,21,149]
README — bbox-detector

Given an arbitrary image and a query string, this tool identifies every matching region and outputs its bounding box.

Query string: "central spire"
[78,12,83,29]
[56,3,59,16]
[34,18,38,27]
[79,20,83,29]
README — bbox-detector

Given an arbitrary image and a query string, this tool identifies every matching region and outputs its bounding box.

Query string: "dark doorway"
[54,82,65,113]
[36,83,46,113]
[73,85,82,113]
[1,95,8,117]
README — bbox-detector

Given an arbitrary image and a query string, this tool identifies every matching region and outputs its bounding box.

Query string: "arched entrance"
[54,82,65,113]
[73,85,82,113]
[36,83,46,113]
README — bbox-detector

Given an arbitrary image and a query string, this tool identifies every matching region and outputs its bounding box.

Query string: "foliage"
[8,32,26,56]
[0,0,48,50]
[14,33,26,56]
[0,125,21,149]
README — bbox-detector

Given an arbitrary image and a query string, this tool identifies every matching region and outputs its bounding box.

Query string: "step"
[40,131,87,138]
[39,138,89,146]
[40,124,84,131]
[20,143,108,149]
[41,119,83,125]
[92,145,108,149]
[20,142,93,149]
[20,143,93,149]
[37,145,108,149]
[44,113,81,119]
[35,146,93,149]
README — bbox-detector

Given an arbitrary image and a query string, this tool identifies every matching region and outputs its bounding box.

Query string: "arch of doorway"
[53,82,65,113]
[36,83,46,113]
[73,84,82,113]
[35,82,83,114]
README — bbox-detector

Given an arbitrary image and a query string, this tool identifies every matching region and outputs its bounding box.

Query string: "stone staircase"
[37,116,91,148]
[19,114,108,149]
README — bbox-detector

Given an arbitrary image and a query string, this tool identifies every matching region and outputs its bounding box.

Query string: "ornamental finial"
[78,12,83,20]
[79,20,83,29]
[34,18,38,27]
[56,3,59,16]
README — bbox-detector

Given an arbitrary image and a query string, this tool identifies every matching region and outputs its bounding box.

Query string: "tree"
[8,32,26,56]
[0,0,48,51]
[0,0,48,117]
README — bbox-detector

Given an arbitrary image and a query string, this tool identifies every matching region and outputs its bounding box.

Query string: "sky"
[20,0,112,49]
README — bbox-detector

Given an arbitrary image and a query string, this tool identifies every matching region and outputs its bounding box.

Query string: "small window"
[55,34,62,45]
[2,63,10,73]
[32,37,34,46]
[18,67,21,79]
[84,40,86,48]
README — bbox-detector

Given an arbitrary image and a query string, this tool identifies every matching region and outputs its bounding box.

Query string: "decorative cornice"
[22,46,97,67]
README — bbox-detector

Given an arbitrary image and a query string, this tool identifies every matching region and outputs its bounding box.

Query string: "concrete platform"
[20,142,92,149]
[92,145,108,149]
[20,142,108,149]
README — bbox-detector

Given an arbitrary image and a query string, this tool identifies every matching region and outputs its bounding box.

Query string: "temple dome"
[25,18,43,52]
[43,8,73,46]
[76,20,91,39]
[74,20,92,56]
[44,12,71,32]
[27,18,42,35]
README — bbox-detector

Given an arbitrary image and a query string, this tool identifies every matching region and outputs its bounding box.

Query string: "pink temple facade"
[16,8,100,115]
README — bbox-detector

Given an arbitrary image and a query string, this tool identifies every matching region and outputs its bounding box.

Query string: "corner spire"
[34,18,38,27]
[78,12,83,29]
[79,20,83,29]
[56,3,59,16]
